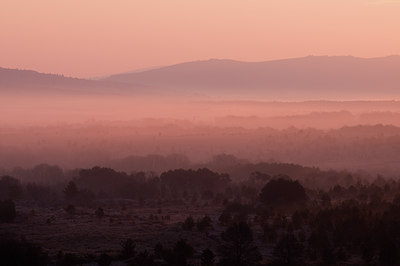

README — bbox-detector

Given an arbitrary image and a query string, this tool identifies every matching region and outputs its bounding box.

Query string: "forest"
[1,157,400,265]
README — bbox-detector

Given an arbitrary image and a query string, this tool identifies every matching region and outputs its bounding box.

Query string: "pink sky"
[1,0,400,78]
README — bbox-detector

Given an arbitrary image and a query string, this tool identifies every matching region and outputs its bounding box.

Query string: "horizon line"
[2,54,400,80]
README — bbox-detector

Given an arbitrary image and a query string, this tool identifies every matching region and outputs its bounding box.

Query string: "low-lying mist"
[1,93,400,176]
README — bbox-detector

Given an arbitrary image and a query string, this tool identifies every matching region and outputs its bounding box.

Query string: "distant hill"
[0,67,144,95]
[3,56,400,99]
[103,56,400,99]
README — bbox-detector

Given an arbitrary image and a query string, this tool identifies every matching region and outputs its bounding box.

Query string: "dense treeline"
[2,123,400,176]
[3,165,400,265]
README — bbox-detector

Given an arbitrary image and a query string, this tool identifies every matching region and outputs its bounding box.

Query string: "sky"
[1,0,400,78]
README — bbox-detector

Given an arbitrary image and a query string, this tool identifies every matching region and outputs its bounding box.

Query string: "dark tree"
[173,239,194,266]
[182,216,195,231]
[273,233,304,265]
[197,216,212,232]
[260,177,307,206]
[379,240,398,266]
[322,246,336,265]
[154,242,163,258]
[219,211,232,226]
[132,250,155,266]
[64,181,78,201]
[0,176,23,200]
[64,205,76,215]
[218,222,262,266]
[121,238,136,259]
[95,207,104,218]
[201,248,215,266]
[0,200,16,222]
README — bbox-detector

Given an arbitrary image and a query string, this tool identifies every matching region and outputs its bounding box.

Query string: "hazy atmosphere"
[2,0,400,77]
[2,1,400,266]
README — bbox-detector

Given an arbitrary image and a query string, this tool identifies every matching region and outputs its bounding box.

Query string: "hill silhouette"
[104,55,400,99]
[0,67,144,95]
[3,55,400,99]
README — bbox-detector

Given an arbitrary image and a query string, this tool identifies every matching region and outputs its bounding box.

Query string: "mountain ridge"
[0,67,145,95]
[2,55,400,99]
[102,55,400,99]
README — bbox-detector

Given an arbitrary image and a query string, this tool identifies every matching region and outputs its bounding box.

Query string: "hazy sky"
[1,0,400,78]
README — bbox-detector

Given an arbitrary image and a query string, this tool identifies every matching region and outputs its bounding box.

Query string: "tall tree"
[218,222,262,266]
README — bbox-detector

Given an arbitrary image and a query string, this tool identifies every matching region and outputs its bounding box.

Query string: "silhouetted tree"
[0,176,22,200]
[379,239,398,266]
[64,181,78,201]
[182,216,195,231]
[219,211,232,226]
[260,177,307,206]
[218,222,262,266]
[201,248,215,266]
[132,250,155,266]
[64,205,76,215]
[322,246,336,265]
[362,242,375,264]
[121,238,136,260]
[58,252,81,266]
[154,242,163,258]
[273,233,304,265]
[172,240,194,266]
[197,216,212,232]
[95,207,104,218]
[0,199,16,222]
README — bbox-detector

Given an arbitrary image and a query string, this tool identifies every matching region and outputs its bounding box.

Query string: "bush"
[218,211,232,226]
[121,238,136,259]
[64,205,76,215]
[197,216,212,232]
[201,248,215,266]
[182,216,195,231]
[133,250,155,266]
[95,207,104,218]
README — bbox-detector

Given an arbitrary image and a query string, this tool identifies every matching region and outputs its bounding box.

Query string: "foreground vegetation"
[2,163,400,265]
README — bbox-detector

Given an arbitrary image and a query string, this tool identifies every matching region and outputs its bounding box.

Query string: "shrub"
[218,211,232,226]
[182,216,195,231]
[121,238,136,259]
[197,216,212,232]
[64,205,76,215]
[95,207,104,218]
[201,248,215,266]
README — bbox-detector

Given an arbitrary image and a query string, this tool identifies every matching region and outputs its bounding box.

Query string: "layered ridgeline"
[0,67,145,95]
[2,55,400,99]
[104,55,400,99]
